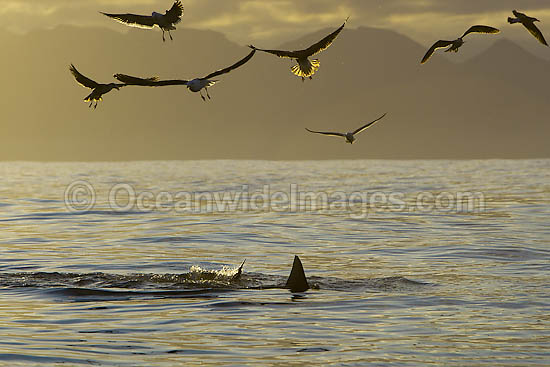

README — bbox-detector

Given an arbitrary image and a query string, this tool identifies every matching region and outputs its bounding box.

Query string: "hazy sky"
[2,0,550,47]
[2,0,550,160]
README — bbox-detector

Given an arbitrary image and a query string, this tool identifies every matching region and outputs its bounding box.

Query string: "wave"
[0,261,429,302]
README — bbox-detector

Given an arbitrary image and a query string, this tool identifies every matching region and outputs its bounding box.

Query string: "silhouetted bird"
[421,25,500,64]
[69,64,126,109]
[114,49,256,101]
[305,113,387,144]
[508,10,548,46]
[249,18,348,81]
[101,1,184,42]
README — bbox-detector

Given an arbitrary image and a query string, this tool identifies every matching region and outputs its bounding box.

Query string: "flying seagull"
[101,1,184,42]
[421,25,500,64]
[305,113,387,144]
[508,10,548,46]
[114,49,256,101]
[69,64,127,109]
[248,17,348,81]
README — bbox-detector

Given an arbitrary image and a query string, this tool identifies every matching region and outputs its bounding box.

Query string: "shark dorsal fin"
[285,256,309,292]
[231,259,246,281]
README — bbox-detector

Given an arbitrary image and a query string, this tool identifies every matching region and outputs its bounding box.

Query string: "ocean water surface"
[0,160,549,366]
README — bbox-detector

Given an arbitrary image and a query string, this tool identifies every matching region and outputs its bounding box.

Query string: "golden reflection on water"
[0,160,549,365]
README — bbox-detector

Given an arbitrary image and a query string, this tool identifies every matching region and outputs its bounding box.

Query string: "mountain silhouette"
[0,25,548,160]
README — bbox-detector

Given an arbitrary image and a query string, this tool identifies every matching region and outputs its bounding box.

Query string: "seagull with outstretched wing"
[101,1,184,42]
[114,49,256,101]
[249,18,348,81]
[69,64,126,109]
[508,10,548,46]
[421,25,500,64]
[306,113,387,144]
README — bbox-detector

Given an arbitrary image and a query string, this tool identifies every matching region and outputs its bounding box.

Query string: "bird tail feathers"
[444,47,459,53]
[291,59,321,78]
[84,94,101,102]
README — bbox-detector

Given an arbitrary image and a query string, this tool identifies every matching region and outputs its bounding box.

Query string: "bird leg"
[301,77,305,82]
[88,101,93,108]
[162,31,166,42]
[169,31,173,41]
[94,101,98,109]
[200,90,206,101]
[205,88,211,100]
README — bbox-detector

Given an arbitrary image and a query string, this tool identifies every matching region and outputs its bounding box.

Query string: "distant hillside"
[0,25,548,160]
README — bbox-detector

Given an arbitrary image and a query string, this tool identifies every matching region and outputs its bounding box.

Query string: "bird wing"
[512,10,526,18]
[461,25,500,38]
[305,128,346,138]
[69,64,99,89]
[421,40,454,64]
[247,16,348,60]
[203,49,256,80]
[153,79,189,86]
[100,12,156,29]
[114,74,188,86]
[522,21,548,46]
[164,1,184,25]
[248,45,299,59]
[352,113,387,135]
[113,74,160,85]
[303,17,348,56]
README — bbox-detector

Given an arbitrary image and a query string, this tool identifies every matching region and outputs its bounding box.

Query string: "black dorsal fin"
[231,259,246,281]
[285,256,309,292]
